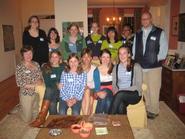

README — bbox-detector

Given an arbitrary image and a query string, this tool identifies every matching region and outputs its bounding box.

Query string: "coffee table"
[36,115,134,139]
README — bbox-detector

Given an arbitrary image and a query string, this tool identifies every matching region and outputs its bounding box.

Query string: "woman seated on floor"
[109,46,142,114]
[15,46,43,123]
[30,50,66,127]
[94,49,114,114]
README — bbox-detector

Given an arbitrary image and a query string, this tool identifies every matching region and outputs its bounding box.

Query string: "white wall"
[0,0,22,82]
[54,0,88,38]
[150,0,171,41]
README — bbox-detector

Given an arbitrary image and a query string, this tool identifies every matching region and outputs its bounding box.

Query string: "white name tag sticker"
[109,44,113,48]
[50,74,56,78]
[25,70,31,74]
[40,37,44,41]
[125,72,131,75]
[69,43,73,47]
[68,78,73,82]
[150,36,156,41]
[98,40,102,43]
[87,40,92,44]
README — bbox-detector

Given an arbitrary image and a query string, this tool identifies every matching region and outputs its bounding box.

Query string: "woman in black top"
[23,15,49,66]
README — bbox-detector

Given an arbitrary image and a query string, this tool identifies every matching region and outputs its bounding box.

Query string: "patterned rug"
[0,102,184,139]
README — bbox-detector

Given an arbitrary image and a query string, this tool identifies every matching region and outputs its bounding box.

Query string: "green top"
[61,33,86,60]
[91,34,101,44]
[101,40,123,61]
[42,64,65,88]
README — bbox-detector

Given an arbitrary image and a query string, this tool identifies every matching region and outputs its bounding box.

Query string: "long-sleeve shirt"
[15,61,42,96]
[42,64,65,88]
[60,71,87,101]
[112,63,143,95]
[132,25,168,62]
[23,29,49,66]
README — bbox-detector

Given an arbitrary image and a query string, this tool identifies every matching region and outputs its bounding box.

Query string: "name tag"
[109,44,113,48]
[68,78,73,82]
[150,36,156,41]
[125,72,131,75]
[69,43,74,47]
[40,37,44,41]
[87,40,92,44]
[25,70,31,74]
[98,40,102,43]
[50,74,56,78]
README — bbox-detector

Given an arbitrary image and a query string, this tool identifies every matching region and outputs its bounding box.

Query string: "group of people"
[15,11,168,128]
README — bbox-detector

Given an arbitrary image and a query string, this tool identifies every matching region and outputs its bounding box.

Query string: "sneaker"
[147,112,159,119]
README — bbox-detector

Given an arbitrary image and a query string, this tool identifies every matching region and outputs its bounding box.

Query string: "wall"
[150,0,171,41]
[0,0,22,82]
[177,0,185,56]
[169,0,180,49]
[0,0,55,82]
[21,0,54,30]
[54,0,88,38]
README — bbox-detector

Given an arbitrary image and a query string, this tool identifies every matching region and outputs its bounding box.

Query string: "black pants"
[109,90,141,114]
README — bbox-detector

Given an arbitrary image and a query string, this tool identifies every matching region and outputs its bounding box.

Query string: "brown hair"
[100,49,114,75]
[118,46,134,72]
[24,15,40,31]
[65,53,83,74]
[81,48,93,57]
[20,45,33,57]
[67,23,79,32]
[141,11,152,18]
[42,50,62,74]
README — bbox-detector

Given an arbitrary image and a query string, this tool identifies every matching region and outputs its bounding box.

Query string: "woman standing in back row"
[61,23,86,61]
[23,15,49,66]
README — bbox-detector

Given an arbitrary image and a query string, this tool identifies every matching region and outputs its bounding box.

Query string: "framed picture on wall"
[178,13,185,42]
[62,21,84,38]
[172,16,179,36]
[2,25,15,52]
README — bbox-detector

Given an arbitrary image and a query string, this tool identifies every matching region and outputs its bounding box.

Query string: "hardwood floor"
[0,76,19,120]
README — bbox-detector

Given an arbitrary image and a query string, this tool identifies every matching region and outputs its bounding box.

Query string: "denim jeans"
[44,87,59,115]
[109,90,141,114]
[95,89,113,114]
[59,99,82,115]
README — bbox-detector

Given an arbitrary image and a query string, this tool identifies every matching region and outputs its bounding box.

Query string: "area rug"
[0,101,184,139]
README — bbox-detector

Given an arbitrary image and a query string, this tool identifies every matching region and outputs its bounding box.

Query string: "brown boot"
[30,100,50,127]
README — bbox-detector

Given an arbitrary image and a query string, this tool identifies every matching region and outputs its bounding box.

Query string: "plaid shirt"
[60,71,87,101]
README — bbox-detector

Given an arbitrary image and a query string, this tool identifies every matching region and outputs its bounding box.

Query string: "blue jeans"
[44,87,59,115]
[59,99,82,115]
[95,89,113,114]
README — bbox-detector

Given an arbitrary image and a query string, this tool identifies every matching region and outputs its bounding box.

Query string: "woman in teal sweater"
[61,23,86,60]
[31,50,66,127]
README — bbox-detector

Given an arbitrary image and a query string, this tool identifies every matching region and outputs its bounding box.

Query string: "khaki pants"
[35,84,46,111]
[19,93,39,123]
[143,67,162,114]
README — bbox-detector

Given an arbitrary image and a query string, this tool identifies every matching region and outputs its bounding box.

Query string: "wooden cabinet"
[160,65,185,110]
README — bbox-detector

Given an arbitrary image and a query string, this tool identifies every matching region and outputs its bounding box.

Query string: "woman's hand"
[36,79,43,85]
[67,98,77,107]
[24,84,35,90]
[58,83,63,90]
[96,91,107,99]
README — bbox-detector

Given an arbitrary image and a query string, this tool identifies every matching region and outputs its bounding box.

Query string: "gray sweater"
[112,63,143,96]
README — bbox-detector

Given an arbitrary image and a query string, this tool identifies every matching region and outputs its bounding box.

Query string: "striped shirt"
[60,71,87,101]
[117,63,132,90]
